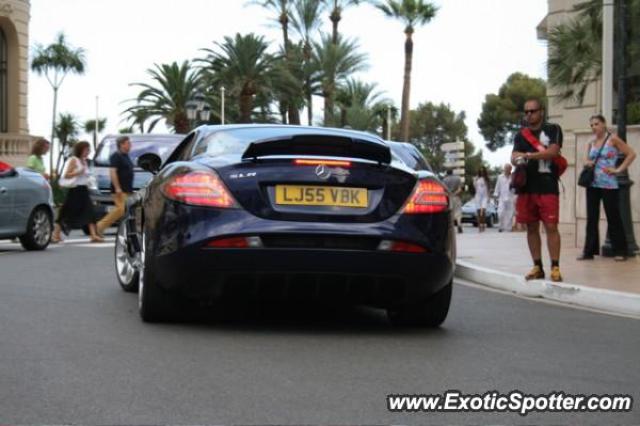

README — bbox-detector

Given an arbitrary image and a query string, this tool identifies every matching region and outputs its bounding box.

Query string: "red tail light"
[162,171,237,208]
[402,179,449,214]
[206,236,263,248]
[207,237,250,248]
[294,159,351,167]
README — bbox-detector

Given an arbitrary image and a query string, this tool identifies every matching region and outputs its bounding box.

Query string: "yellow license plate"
[275,185,368,208]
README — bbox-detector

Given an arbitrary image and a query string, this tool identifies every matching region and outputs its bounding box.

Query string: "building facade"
[539,0,640,248]
[0,0,35,167]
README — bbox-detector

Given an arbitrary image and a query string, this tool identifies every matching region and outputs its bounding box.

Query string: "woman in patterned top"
[578,115,636,261]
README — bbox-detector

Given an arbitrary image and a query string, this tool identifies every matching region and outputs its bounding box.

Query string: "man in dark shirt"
[511,98,564,282]
[97,136,134,235]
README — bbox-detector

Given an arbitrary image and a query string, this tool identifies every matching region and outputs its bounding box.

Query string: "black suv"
[90,133,185,220]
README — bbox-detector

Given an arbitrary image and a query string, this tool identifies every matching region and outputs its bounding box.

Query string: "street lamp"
[185,91,211,130]
[220,86,226,125]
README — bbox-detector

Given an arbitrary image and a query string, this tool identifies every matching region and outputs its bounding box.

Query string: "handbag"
[510,163,527,191]
[58,157,79,188]
[578,133,609,188]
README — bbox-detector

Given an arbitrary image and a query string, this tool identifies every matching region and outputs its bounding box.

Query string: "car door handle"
[0,187,7,194]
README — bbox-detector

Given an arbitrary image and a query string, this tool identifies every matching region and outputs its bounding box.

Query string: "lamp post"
[386,106,391,140]
[220,86,226,125]
[602,0,638,256]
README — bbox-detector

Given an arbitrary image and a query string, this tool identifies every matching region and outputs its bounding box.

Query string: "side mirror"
[137,153,162,175]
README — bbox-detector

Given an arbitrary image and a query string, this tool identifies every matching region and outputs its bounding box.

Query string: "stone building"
[538,0,640,249]
[0,0,36,167]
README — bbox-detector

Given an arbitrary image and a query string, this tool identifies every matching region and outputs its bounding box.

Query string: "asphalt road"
[1,237,639,425]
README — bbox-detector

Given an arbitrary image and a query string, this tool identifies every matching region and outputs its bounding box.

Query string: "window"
[0,27,7,133]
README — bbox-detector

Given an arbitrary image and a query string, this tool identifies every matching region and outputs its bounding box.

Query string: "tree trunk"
[382,117,388,140]
[173,112,190,134]
[288,104,301,125]
[400,31,413,142]
[331,10,340,45]
[324,90,335,127]
[54,138,65,178]
[307,91,313,126]
[281,11,293,125]
[50,87,58,182]
[240,94,253,123]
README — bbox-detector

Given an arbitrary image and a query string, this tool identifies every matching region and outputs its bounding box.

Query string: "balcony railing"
[0,133,38,167]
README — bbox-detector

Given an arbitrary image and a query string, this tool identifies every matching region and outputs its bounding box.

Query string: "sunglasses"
[524,109,540,115]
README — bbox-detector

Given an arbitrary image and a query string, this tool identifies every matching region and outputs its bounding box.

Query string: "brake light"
[206,236,262,248]
[402,179,448,214]
[162,171,237,208]
[294,159,351,167]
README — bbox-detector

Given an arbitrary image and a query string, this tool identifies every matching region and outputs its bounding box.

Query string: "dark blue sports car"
[115,125,455,326]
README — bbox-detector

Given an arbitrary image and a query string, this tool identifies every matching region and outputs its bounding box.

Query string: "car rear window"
[389,143,431,171]
[94,136,183,166]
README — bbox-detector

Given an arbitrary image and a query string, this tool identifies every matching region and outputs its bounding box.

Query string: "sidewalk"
[455,226,640,317]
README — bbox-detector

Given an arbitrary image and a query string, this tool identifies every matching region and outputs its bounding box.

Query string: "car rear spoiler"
[241,135,391,165]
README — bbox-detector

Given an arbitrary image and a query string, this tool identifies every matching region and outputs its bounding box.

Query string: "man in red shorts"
[511,98,564,282]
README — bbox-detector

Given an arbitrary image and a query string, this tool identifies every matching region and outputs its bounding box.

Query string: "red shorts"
[516,194,559,224]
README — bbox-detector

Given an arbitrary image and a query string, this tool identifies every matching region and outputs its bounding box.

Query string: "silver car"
[0,165,54,250]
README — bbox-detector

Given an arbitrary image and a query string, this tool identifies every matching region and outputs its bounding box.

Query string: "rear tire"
[19,207,52,251]
[387,281,452,327]
[115,222,139,292]
[138,230,177,322]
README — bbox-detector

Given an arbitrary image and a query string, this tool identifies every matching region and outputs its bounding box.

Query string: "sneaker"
[550,266,563,282]
[525,265,545,281]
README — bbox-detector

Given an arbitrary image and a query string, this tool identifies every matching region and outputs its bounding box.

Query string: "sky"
[28,0,549,167]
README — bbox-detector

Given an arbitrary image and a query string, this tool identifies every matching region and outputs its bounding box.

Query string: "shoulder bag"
[578,133,610,188]
[58,157,80,188]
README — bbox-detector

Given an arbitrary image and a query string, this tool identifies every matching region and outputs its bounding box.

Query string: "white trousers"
[498,199,515,231]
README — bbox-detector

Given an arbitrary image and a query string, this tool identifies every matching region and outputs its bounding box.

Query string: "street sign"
[444,160,465,168]
[444,151,465,160]
[440,141,465,152]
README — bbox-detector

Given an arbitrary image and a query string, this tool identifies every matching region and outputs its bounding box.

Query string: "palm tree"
[200,33,283,123]
[375,0,437,141]
[548,15,600,103]
[547,0,640,109]
[250,0,302,124]
[124,61,201,134]
[124,108,150,133]
[31,33,86,180]
[335,78,385,127]
[291,0,326,125]
[84,118,107,151]
[54,113,80,177]
[312,33,368,126]
[324,0,361,44]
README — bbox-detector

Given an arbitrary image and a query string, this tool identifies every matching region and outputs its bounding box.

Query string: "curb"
[455,260,640,318]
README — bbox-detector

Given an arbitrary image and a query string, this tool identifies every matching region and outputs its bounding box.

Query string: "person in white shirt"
[493,163,515,232]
